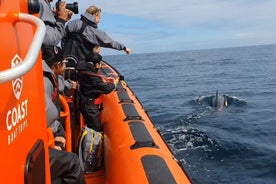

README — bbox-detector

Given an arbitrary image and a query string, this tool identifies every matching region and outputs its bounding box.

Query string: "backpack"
[78,126,103,173]
[62,20,95,62]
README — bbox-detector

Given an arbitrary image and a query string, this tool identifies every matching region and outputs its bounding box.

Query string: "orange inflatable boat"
[0,0,191,183]
[0,0,50,183]
[77,61,191,184]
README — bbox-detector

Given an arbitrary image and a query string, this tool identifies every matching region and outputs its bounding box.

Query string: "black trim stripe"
[117,91,133,103]
[141,155,177,184]
[122,104,142,121]
[129,121,158,149]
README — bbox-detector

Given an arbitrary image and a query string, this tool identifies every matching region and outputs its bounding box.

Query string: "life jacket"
[43,71,60,110]
[78,71,113,106]
[43,71,61,149]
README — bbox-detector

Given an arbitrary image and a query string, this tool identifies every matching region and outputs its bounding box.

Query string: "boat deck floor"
[84,167,105,184]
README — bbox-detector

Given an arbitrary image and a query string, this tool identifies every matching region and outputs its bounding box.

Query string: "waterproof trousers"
[49,148,86,184]
[79,98,102,132]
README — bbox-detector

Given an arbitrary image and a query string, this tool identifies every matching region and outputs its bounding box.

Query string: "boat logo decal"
[11,54,23,100]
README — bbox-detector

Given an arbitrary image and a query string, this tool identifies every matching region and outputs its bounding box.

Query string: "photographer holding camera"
[39,0,77,46]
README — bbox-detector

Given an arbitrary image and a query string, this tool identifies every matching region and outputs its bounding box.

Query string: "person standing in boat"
[39,0,73,46]
[42,45,85,184]
[62,5,131,61]
[77,51,117,131]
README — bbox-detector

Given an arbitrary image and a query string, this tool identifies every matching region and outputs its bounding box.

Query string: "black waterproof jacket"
[77,61,115,98]
[62,12,126,61]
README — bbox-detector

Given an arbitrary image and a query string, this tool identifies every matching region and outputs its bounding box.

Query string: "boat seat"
[129,121,158,149]
[115,82,125,91]
[117,91,133,103]
[122,104,142,121]
[141,155,177,184]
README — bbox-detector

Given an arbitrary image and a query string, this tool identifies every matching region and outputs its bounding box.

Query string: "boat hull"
[91,62,191,183]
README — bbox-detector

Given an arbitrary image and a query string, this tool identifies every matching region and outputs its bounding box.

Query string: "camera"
[56,0,79,14]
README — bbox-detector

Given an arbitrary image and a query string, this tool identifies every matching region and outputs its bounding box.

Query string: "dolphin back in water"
[193,91,246,110]
[211,90,227,110]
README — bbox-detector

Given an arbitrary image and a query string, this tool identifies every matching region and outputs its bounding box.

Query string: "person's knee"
[63,152,85,184]
[70,152,82,168]
[71,153,80,162]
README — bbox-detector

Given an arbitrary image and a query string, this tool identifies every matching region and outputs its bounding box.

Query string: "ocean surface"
[103,45,276,184]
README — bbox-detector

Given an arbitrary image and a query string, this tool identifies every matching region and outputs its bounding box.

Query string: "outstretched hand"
[104,77,119,88]
[124,48,132,55]
[105,77,114,83]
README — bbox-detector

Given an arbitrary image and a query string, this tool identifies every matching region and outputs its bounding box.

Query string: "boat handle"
[0,12,46,83]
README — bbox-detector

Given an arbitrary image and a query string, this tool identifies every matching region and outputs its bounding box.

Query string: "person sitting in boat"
[42,45,85,184]
[62,5,131,61]
[77,51,117,131]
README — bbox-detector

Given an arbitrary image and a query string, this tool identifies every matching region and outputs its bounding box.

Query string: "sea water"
[104,44,276,184]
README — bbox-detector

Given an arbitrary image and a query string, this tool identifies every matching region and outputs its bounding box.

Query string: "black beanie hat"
[85,51,102,65]
[42,46,64,67]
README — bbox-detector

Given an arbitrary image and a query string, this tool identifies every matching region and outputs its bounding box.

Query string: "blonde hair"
[86,6,101,15]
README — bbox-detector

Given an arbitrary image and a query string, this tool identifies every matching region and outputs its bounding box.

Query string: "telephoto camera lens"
[56,1,79,14]
[66,2,78,14]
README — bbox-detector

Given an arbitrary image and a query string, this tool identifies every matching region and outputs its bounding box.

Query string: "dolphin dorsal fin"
[216,90,219,106]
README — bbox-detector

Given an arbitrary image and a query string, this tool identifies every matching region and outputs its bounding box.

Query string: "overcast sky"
[71,0,276,55]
